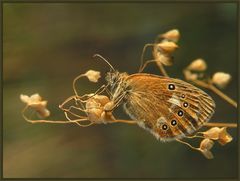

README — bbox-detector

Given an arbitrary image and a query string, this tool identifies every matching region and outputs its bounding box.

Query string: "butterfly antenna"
[93,54,115,72]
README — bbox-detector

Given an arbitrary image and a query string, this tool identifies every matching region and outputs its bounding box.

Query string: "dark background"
[3,2,238,178]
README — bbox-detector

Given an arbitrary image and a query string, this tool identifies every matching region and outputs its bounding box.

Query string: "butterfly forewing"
[123,73,215,141]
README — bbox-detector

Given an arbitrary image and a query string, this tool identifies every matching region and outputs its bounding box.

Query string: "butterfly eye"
[183,102,188,108]
[161,124,168,130]
[125,85,132,92]
[168,84,175,90]
[177,110,184,117]
[171,120,177,126]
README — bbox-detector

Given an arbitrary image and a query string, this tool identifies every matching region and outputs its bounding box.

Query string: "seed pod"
[187,58,207,71]
[161,29,180,42]
[212,72,231,88]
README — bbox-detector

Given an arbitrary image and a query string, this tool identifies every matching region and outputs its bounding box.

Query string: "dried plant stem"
[193,79,237,108]
[22,105,90,125]
[156,62,169,77]
[204,122,237,128]
[139,60,156,72]
[72,74,85,97]
[111,119,237,128]
[139,43,154,72]
[176,138,200,151]
[109,119,138,124]
[25,119,80,124]
[209,84,237,108]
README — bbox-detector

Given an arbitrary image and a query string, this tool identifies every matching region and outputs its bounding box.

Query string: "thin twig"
[193,79,237,108]
[204,122,237,128]
[176,139,200,151]
[156,61,169,77]
[139,43,154,72]
[109,119,138,124]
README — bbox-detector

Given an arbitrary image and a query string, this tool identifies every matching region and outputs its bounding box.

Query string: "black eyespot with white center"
[181,94,185,98]
[162,124,168,130]
[168,84,175,90]
[183,102,188,108]
[178,110,184,117]
[171,120,177,126]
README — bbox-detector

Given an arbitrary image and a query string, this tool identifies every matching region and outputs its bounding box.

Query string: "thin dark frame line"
[1,1,240,4]
[1,0,3,180]
[1,1,239,180]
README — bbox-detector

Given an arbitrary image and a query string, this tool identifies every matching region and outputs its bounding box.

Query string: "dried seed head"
[200,138,214,150]
[20,94,50,118]
[202,127,233,146]
[183,69,198,81]
[202,127,221,140]
[85,70,101,83]
[86,95,114,123]
[161,29,180,42]
[199,138,214,159]
[86,95,110,108]
[154,50,173,66]
[218,127,233,145]
[200,149,214,159]
[155,53,173,66]
[157,41,178,53]
[187,58,207,71]
[212,72,231,88]
[104,101,115,111]
[20,93,41,104]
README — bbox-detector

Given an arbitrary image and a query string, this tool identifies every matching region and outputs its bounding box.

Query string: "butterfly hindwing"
[123,73,215,141]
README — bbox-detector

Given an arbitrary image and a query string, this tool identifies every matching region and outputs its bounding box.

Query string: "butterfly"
[96,55,215,142]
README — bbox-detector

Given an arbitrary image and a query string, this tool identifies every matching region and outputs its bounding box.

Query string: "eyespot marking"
[162,124,168,130]
[168,84,175,90]
[171,120,177,126]
[178,110,184,117]
[183,102,188,108]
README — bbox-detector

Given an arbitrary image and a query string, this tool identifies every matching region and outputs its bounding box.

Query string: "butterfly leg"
[104,92,126,112]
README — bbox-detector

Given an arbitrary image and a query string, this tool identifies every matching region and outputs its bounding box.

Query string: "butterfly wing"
[123,73,215,141]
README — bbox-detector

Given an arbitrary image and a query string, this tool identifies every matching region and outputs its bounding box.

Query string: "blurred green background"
[3,2,238,178]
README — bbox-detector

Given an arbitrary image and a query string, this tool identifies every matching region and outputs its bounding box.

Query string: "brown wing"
[123,73,215,141]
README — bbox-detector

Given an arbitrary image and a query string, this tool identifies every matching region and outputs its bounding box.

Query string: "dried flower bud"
[183,69,198,81]
[104,101,115,112]
[202,127,233,146]
[200,149,214,159]
[20,94,50,118]
[161,29,180,42]
[200,138,214,150]
[20,93,41,104]
[202,127,221,140]
[84,70,101,83]
[218,127,233,145]
[157,41,178,53]
[86,95,114,123]
[199,138,214,159]
[153,45,173,66]
[187,59,207,71]
[212,72,231,88]
[156,53,173,66]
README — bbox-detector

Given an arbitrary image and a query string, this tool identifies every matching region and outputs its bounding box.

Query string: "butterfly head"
[105,71,120,85]
[106,71,128,90]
